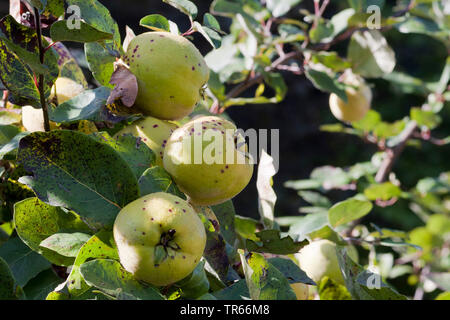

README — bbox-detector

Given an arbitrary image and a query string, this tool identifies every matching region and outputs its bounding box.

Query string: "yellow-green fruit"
[290,283,309,300]
[163,116,254,206]
[22,106,58,132]
[329,71,372,123]
[50,77,85,104]
[295,239,358,286]
[124,32,210,120]
[114,116,178,166]
[113,192,206,286]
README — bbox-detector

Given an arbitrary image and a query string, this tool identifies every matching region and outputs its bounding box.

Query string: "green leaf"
[0,237,51,287]
[50,20,114,43]
[163,0,198,19]
[410,107,442,130]
[67,231,118,296]
[17,130,140,230]
[175,260,210,299]
[79,259,164,300]
[48,86,111,123]
[212,279,250,300]
[240,251,297,300]
[364,183,402,201]
[246,229,306,255]
[328,198,373,228]
[14,197,91,266]
[211,200,237,246]
[317,276,352,300]
[336,246,408,300]
[40,232,91,258]
[347,30,396,78]
[23,269,62,300]
[65,0,121,87]
[298,191,331,207]
[91,132,155,179]
[309,21,334,44]
[235,215,262,242]
[203,13,221,31]
[0,256,21,300]
[0,111,21,125]
[266,0,302,17]
[193,22,222,49]
[138,166,185,198]
[140,14,171,32]
[268,257,315,285]
[311,52,352,72]
[0,132,28,160]
[288,211,329,241]
[0,125,21,146]
[305,67,348,102]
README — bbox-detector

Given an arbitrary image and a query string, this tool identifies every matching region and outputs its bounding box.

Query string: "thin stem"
[34,7,51,132]
[375,121,418,183]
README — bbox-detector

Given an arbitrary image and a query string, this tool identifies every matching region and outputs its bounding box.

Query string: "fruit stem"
[33,7,51,132]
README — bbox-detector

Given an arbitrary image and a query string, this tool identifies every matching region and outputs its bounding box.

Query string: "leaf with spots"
[211,200,237,246]
[67,230,118,297]
[138,166,185,198]
[246,229,307,255]
[14,197,92,266]
[17,130,140,230]
[0,237,51,287]
[240,251,297,300]
[90,132,155,179]
[79,259,164,300]
[51,41,88,88]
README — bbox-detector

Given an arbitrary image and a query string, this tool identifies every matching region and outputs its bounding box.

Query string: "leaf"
[106,64,138,107]
[40,232,91,258]
[288,212,329,241]
[347,30,396,78]
[246,229,306,255]
[79,259,164,300]
[50,20,113,43]
[426,273,450,292]
[67,231,118,296]
[212,279,250,300]
[17,130,139,230]
[336,246,408,300]
[240,251,296,300]
[0,256,21,300]
[311,52,352,72]
[328,198,373,228]
[140,14,170,32]
[0,132,28,160]
[268,257,315,285]
[256,150,277,229]
[163,0,198,20]
[14,197,91,266]
[52,41,88,88]
[48,86,112,123]
[305,67,348,102]
[175,260,210,299]
[0,237,51,287]
[235,215,262,242]
[23,269,63,300]
[317,276,352,300]
[91,132,155,179]
[410,107,441,130]
[266,0,302,17]
[364,183,402,201]
[0,110,21,125]
[138,166,185,198]
[203,13,221,32]
[211,200,237,246]
[298,191,331,207]
[193,22,222,49]
[65,0,121,87]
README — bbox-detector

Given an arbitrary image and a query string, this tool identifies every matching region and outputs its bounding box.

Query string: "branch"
[34,7,51,132]
[375,121,418,183]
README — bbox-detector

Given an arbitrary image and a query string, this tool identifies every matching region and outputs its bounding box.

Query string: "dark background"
[1,0,448,230]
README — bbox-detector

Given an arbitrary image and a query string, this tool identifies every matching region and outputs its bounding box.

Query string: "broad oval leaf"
[140,14,170,32]
[17,130,139,229]
[328,198,373,228]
